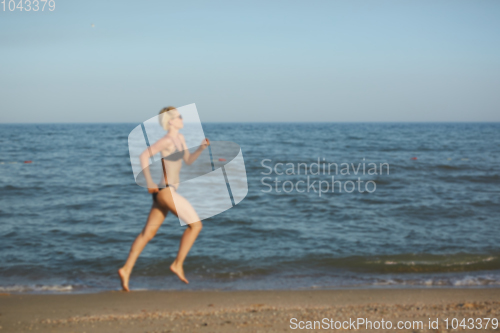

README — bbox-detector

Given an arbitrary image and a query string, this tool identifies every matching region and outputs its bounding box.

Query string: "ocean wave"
[269,253,500,275]
[363,254,500,273]
[0,284,74,293]
[374,274,500,287]
[434,164,463,170]
[437,174,500,184]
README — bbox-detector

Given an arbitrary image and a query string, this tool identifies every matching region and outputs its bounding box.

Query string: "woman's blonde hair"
[158,106,178,131]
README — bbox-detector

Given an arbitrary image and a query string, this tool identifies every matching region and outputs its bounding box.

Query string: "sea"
[0,122,499,293]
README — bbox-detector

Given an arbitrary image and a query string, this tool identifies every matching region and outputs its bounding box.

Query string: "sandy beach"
[1,288,499,332]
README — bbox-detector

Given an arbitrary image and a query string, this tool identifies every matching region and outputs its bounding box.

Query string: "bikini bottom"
[152,185,172,202]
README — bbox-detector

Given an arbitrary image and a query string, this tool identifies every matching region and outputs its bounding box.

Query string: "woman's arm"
[181,134,210,165]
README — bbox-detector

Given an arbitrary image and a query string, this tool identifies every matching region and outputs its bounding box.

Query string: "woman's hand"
[147,182,159,194]
[201,138,210,150]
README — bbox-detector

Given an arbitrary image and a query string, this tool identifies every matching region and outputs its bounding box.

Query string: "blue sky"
[1,0,499,123]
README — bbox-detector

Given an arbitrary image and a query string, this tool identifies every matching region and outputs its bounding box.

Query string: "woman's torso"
[158,138,184,189]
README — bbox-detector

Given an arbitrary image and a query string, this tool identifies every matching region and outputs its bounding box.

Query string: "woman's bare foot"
[118,267,131,291]
[170,261,189,284]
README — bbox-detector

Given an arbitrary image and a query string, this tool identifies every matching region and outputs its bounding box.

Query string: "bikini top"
[163,144,184,162]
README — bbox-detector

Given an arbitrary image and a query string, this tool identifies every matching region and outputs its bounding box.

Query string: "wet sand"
[1,288,499,332]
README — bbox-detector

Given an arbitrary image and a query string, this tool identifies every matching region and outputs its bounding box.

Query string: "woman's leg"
[155,188,203,284]
[170,220,202,284]
[118,201,167,291]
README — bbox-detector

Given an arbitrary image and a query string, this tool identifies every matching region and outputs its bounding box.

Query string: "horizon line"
[1,121,500,125]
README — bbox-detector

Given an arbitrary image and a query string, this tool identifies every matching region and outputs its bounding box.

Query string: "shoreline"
[3,283,500,295]
[1,288,500,332]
